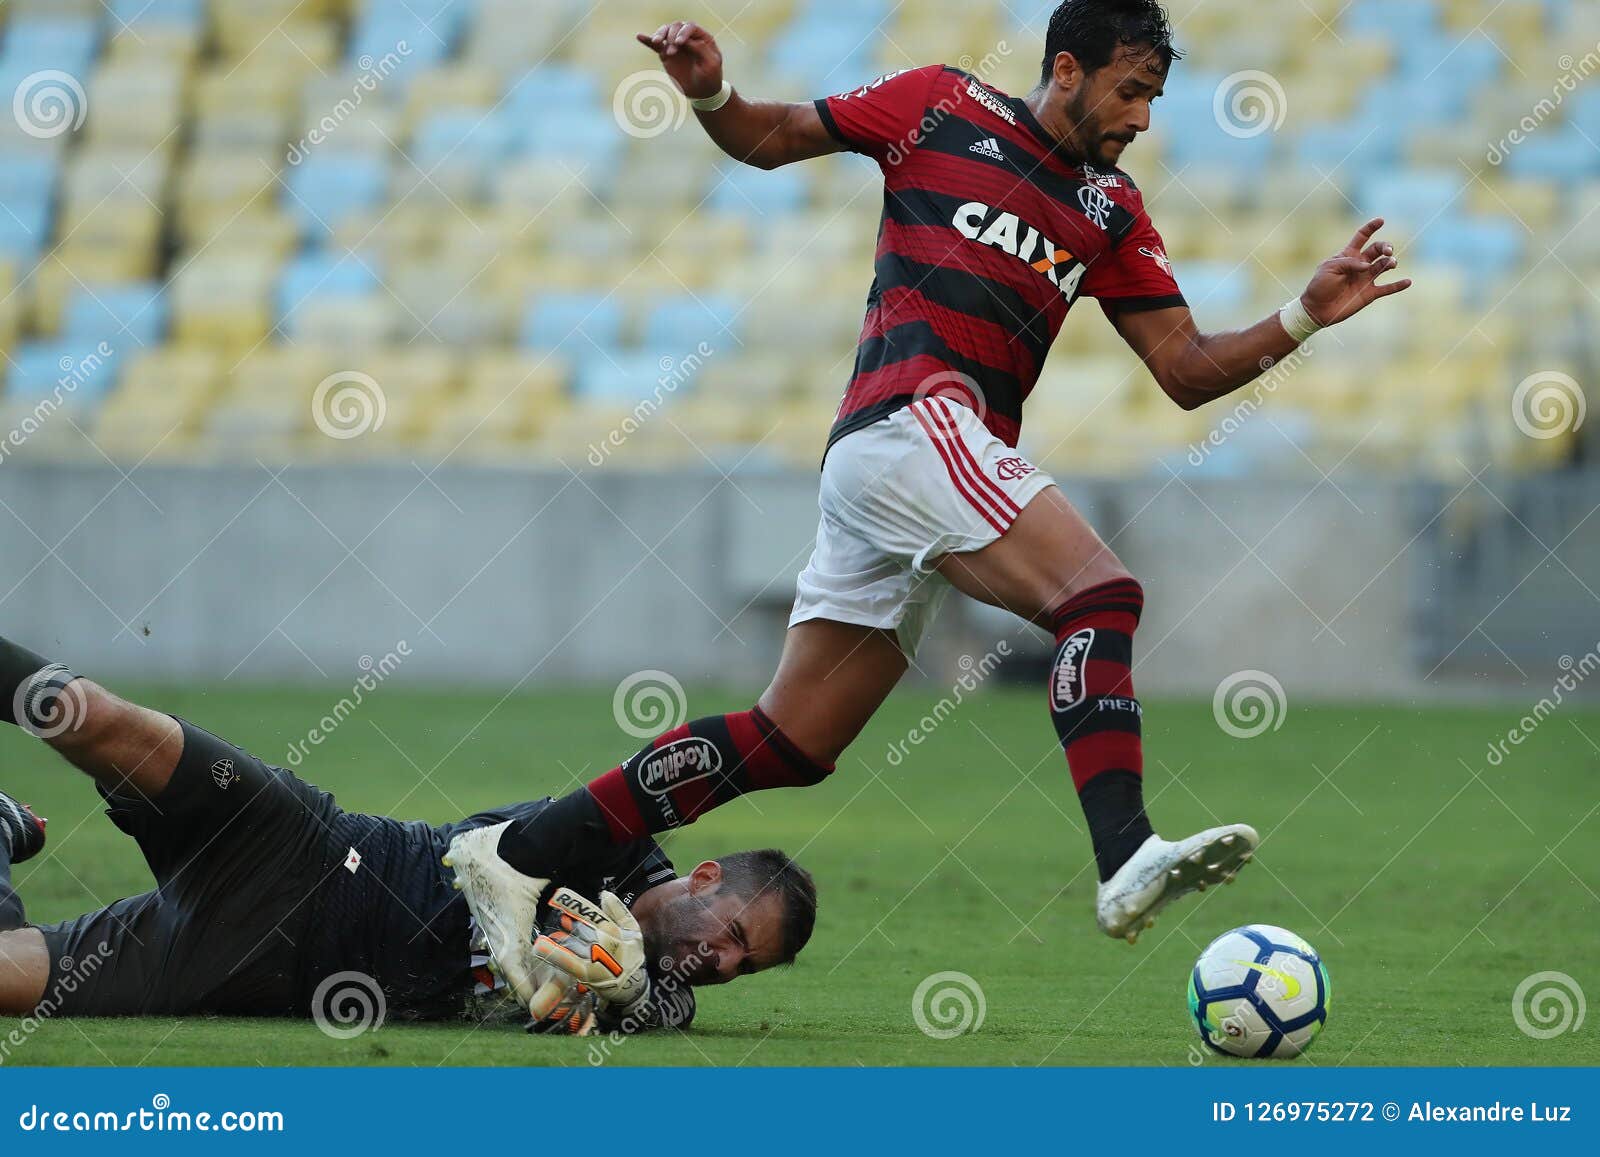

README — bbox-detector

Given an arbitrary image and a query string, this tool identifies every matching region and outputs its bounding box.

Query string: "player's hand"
[635,20,724,101]
[525,981,599,1036]
[1299,217,1412,327]
[532,888,650,1013]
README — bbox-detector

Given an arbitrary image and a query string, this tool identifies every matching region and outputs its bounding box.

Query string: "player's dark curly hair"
[715,848,817,966]
[1039,0,1183,85]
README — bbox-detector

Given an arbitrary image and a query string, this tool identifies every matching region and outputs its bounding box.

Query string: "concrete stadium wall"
[0,463,1576,698]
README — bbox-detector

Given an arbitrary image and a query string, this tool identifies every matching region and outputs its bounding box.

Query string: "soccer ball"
[1187,924,1329,1058]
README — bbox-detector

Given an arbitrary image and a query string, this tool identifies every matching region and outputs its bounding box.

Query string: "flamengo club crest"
[995,456,1035,481]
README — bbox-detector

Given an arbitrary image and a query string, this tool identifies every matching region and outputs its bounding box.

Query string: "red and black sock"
[585,705,834,841]
[1048,578,1155,881]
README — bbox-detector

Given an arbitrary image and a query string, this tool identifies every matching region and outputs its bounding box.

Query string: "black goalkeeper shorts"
[35,718,340,1017]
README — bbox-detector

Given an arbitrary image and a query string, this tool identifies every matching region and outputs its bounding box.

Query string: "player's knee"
[1060,556,1138,603]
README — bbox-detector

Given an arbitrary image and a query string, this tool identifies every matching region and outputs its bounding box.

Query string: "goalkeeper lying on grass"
[0,633,815,1035]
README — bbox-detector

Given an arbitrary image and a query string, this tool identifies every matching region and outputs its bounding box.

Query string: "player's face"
[643,885,788,987]
[1066,45,1166,166]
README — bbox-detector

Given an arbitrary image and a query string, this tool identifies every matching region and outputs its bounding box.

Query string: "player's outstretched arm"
[1112,218,1411,411]
[636,21,842,170]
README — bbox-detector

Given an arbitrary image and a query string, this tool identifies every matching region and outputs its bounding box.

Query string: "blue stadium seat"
[521,293,624,355]
[107,0,203,25]
[1359,169,1464,227]
[348,10,457,76]
[1345,0,1437,40]
[1359,79,1466,130]
[412,108,517,172]
[1506,128,1600,184]
[63,283,169,348]
[1171,262,1251,313]
[709,164,809,219]
[0,18,101,74]
[1398,34,1501,87]
[1294,120,1402,175]
[1417,215,1526,280]
[283,154,390,235]
[575,351,701,404]
[506,64,600,113]
[7,341,122,403]
[1569,89,1600,141]
[641,296,742,356]
[276,252,382,322]
[0,152,58,201]
[0,193,52,261]
[521,108,624,171]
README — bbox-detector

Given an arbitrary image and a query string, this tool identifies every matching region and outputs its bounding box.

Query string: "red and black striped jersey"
[814,65,1185,451]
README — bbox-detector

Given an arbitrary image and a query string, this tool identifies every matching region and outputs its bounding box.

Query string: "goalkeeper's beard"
[641,893,720,985]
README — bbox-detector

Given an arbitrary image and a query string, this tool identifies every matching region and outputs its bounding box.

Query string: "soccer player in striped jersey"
[418,1,1411,1006]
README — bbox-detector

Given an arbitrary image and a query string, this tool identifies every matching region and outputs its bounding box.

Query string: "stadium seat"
[520,293,625,356]
[62,282,169,348]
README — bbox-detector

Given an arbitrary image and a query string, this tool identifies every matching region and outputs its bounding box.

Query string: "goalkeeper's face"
[639,862,788,987]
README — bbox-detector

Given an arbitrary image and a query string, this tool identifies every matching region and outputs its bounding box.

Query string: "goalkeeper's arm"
[635,21,842,170]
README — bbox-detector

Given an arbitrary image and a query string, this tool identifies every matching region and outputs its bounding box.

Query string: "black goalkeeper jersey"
[297,797,684,1025]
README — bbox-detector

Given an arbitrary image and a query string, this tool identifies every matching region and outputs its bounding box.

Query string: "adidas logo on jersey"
[969,136,1006,161]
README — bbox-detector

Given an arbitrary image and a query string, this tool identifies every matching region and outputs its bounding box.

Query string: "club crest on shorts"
[995,456,1035,481]
[210,758,237,790]
[1051,628,1095,711]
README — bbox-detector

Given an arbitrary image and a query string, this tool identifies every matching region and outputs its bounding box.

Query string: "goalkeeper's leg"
[937,487,1257,941]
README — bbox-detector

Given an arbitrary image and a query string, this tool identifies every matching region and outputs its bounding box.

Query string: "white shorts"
[790,397,1056,658]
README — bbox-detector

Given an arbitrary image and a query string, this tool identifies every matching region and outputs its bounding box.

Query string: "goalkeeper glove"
[532,888,651,1016]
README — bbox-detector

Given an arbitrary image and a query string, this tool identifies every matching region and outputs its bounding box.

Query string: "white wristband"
[1278,297,1323,344]
[690,81,733,112]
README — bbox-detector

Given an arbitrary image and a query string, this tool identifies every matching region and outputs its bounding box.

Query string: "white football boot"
[442,821,553,1009]
[1096,824,1258,943]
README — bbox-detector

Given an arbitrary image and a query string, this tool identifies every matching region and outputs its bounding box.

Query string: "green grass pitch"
[5,684,1598,1067]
